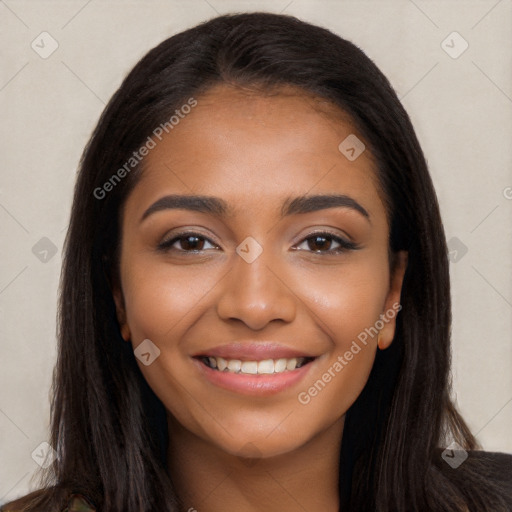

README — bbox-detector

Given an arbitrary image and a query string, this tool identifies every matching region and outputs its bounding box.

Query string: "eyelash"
[157,230,360,255]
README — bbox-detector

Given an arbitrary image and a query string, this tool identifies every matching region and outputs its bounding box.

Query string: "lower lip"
[193,358,315,396]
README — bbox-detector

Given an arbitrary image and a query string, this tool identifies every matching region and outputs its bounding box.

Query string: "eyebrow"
[140,194,370,223]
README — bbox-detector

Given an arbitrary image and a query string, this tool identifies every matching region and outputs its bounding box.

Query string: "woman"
[3,11,511,512]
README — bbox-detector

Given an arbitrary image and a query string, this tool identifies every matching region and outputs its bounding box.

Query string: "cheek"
[119,258,226,431]
[295,256,390,343]
[121,259,222,342]
[293,256,389,396]
[121,263,211,433]
[272,258,389,420]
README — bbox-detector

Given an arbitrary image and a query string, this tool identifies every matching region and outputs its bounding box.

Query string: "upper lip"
[193,342,317,361]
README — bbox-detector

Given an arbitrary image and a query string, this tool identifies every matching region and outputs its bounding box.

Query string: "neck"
[167,414,344,512]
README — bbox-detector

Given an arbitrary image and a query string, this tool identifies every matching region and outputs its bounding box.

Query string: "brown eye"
[178,235,205,251]
[294,232,359,254]
[307,235,333,252]
[157,232,219,253]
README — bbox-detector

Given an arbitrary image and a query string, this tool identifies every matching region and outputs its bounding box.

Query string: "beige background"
[1,0,511,503]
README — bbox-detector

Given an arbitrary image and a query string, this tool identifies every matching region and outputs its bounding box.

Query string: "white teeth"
[204,356,308,374]
[227,359,241,372]
[274,358,287,372]
[241,361,258,374]
[258,359,274,374]
[286,358,297,371]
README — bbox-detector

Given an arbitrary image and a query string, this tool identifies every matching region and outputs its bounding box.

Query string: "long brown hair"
[5,12,510,511]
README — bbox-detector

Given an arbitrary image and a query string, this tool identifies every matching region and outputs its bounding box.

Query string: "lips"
[193,342,317,361]
[192,342,318,395]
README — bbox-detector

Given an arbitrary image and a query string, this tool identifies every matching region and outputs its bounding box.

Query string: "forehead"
[125,83,385,222]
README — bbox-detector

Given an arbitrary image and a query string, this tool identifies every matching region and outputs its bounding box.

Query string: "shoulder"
[62,494,96,512]
[1,490,96,512]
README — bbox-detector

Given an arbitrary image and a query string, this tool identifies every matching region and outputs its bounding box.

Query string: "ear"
[112,283,131,342]
[378,251,408,350]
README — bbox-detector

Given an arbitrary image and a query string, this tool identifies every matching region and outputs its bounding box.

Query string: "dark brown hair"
[4,11,510,512]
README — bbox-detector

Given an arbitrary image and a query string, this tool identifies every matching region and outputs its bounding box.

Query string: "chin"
[219,432,308,461]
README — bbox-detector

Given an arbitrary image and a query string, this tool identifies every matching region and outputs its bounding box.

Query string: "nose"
[216,247,297,330]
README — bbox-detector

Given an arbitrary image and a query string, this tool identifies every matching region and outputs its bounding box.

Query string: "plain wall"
[1,0,511,503]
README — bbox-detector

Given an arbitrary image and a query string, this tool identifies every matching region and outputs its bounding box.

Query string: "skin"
[113,83,407,512]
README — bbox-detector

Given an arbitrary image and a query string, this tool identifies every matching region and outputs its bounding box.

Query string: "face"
[113,84,407,460]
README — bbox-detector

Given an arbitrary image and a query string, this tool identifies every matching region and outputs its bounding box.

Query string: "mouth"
[197,355,316,375]
[192,352,318,396]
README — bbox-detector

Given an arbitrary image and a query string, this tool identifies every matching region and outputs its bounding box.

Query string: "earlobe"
[378,251,408,350]
[120,324,131,342]
[112,285,131,342]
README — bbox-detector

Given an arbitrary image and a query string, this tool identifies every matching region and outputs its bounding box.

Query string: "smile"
[193,353,318,396]
[200,356,315,375]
